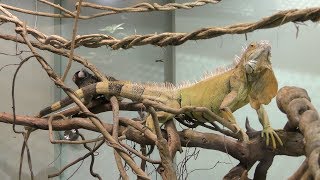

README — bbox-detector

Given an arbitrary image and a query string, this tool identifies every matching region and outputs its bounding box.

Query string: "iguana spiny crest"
[38,40,282,148]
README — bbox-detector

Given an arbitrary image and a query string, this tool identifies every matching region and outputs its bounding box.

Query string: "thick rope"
[0,0,219,19]
[1,5,320,50]
[13,7,320,50]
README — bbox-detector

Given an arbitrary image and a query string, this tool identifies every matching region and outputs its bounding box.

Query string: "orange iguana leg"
[146,111,174,134]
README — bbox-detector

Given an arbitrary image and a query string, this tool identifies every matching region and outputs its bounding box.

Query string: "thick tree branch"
[0,112,305,159]
[148,107,176,180]
[288,159,308,180]
[165,120,182,161]
[277,86,320,179]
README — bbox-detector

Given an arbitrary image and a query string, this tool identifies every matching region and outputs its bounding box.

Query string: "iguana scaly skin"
[38,40,283,148]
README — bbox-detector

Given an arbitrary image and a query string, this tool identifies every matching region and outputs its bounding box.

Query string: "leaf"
[98,23,125,34]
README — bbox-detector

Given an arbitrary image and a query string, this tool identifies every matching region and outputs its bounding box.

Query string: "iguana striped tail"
[38,81,173,117]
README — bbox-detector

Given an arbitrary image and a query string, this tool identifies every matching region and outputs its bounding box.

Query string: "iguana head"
[239,40,278,108]
[241,40,272,76]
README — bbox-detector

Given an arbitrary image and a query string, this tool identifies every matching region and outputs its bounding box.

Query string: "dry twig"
[61,0,83,81]
[48,114,104,144]
[6,11,149,178]
[78,133,102,180]
[110,96,129,180]
[48,140,105,178]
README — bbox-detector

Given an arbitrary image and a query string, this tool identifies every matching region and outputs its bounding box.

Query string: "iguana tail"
[38,81,169,117]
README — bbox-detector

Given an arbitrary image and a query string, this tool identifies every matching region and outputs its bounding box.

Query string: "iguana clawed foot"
[261,126,283,149]
[231,123,249,142]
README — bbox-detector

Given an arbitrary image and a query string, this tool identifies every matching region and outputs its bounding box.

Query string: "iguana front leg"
[220,91,249,142]
[256,105,283,149]
[146,111,175,133]
[220,107,249,142]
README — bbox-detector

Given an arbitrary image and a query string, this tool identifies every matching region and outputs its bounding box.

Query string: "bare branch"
[288,159,308,180]
[10,19,148,178]
[0,112,306,163]
[48,140,105,178]
[253,155,275,180]
[0,33,107,81]
[61,0,83,81]
[48,114,104,144]
[120,142,161,164]
[110,96,129,180]
[164,120,182,161]
[277,86,320,179]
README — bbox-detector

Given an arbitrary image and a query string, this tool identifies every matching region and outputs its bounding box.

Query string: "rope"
[2,5,320,50]
[0,0,220,19]
[42,7,320,50]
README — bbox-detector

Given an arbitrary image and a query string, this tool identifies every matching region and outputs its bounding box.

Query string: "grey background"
[0,0,319,179]
[0,1,58,179]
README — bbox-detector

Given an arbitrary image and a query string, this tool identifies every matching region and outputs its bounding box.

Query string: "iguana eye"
[249,44,255,48]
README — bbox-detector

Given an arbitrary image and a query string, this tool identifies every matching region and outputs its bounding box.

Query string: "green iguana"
[38,40,283,148]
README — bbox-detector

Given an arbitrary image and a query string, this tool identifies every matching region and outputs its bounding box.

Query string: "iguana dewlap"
[38,40,282,148]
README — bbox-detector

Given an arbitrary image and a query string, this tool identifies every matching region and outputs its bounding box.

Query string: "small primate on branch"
[73,68,118,88]
[63,69,119,140]
[72,68,119,104]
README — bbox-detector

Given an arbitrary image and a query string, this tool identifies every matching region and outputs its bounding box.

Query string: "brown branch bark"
[78,133,102,180]
[48,114,104,144]
[164,120,182,161]
[1,10,147,176]
[110,97,129,180]
[288,159,308,180]
[223,163,249,180]
[61,0,83,81]
[48,140,105,178]
[148,107,176,180]
[0,109,307,179]
[277,86,320,179]
[0,112,305,159]
[31,56,144,177]
[253,155,275,180]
